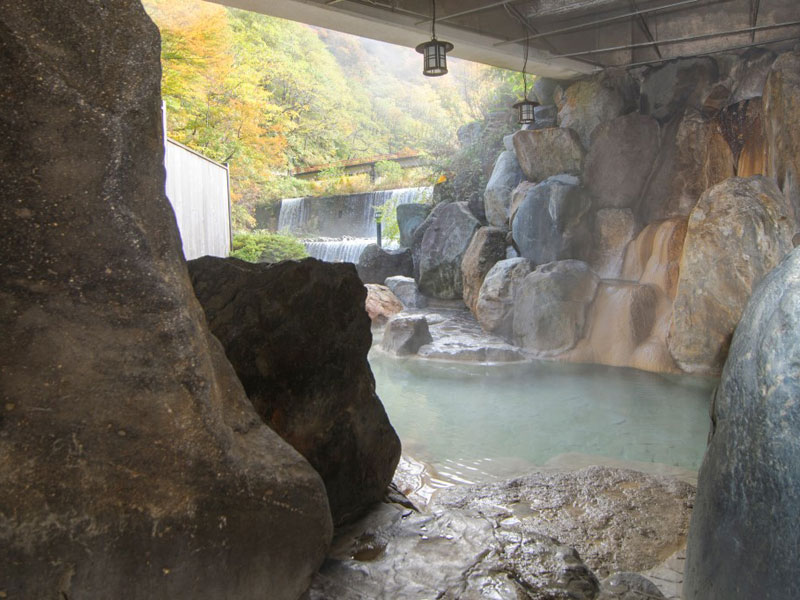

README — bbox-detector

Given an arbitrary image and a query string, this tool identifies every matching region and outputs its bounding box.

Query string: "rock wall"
[0,2,332,598]
[464,46,800,375]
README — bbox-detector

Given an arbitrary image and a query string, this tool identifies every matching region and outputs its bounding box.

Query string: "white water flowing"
[277,186,432,263]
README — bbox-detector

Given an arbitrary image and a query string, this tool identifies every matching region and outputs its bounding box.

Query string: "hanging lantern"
[417,0,453,77]
[512,25,537,125]
[514,98,539,125]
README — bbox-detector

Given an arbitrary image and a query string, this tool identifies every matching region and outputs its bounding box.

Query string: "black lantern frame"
[514,98,539,125]
[417,0,453,77]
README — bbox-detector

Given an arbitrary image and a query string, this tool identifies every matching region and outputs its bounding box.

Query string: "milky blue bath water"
[370,352,716,481]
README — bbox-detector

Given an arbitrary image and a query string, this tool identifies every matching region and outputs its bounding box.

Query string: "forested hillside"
[143,0,519,228]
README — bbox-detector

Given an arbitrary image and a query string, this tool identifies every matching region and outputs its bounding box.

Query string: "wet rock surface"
[511,174,593,264]
[684,247,800,600]
[513,260,600,356]
[436,466,695,579]
[461,226,507,314]
[668,176,793,374]
[356,243,413,284]
[418,202,481,300]
[189,257,401,525]
[308,466,692,600]
[512,128,586,182]
[381,315,433,356]
[591,208,637,278]
[0,3,332,598]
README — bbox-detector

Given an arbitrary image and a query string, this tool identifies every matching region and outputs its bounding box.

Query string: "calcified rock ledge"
[306,460,694,600]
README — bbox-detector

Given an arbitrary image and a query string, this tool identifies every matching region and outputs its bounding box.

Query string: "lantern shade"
[513,98,539,125]
[416,39,454,77]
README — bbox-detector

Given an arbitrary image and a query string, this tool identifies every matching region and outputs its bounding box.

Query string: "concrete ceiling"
[214,0,800,79]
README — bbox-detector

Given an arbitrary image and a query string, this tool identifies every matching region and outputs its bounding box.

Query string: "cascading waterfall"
[277,186,432,262]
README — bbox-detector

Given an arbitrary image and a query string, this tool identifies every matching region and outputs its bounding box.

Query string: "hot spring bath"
[369,351,716,485]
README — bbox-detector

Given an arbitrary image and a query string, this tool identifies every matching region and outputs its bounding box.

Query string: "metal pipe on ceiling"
[415,0,515,25]
[621,33,799,68]
[551,19,800,58]
[495,0,703,46]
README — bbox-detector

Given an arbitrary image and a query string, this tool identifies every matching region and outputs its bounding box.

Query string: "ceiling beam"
[551,19,800,58]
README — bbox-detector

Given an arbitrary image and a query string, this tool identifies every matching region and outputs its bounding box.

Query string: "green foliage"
[374,160,403,186]
[230,231,309,263]
[377,187,432,243]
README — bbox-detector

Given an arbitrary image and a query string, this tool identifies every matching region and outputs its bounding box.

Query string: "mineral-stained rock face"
[365,283,405,324]
[475,258,535,339]
[584,113,660,210]
[355,243,413,284]
[396,203,430,248]
[189,257,401,525]
[591,208,637,278]
[684,248,800,600]
[621,218,687,301]
[512,127,586,182]
[418,202,480,299]
[461,226,508,314]
[0,3,332,598]
[668,176,794,374]
[555,71,640,148]
[513,260,600,355]
[484,150,524,227]
[764,48,800,220]
[511,174,593,265]
[385,275,428,308]
[380,315,433,356]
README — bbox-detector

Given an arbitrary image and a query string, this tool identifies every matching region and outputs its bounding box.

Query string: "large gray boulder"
[513,260,600,355]
[512,127,586,182]
[396,203,430,248]
[385,275,427,308]
[411,201,449,280]
[668,176,794,374]
[355,243,413,284]
[764,48,800,221]
[461,226,507,314]
[380,315,433,356]
[476,258,534,339]
[729,47,776,104]
[0,2,332,598]
[555,71,640,147]
[584,113,660,210]
[189,258,401,526]
[684,247,800,600]
[640,57,719,121]
[511,174,593,265]
[484,150,524,227]
[418,202,481,299]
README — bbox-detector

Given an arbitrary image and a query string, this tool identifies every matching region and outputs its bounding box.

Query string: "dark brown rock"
[461,226,507,314]
[356,243,413,284]
[189,257,401,525]
[0,3,332,598]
